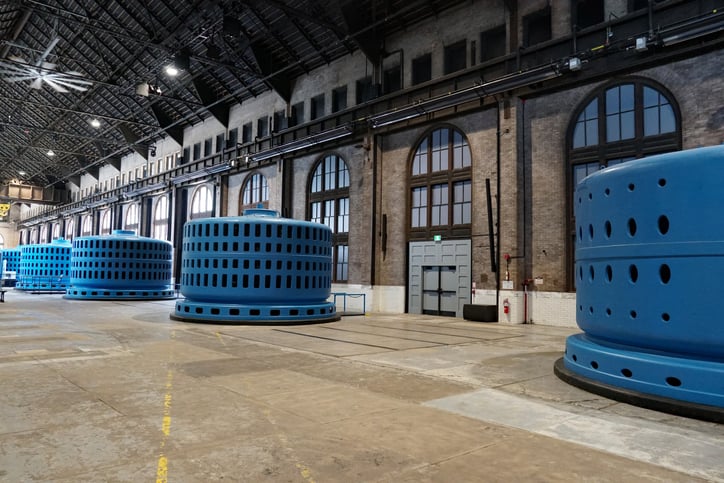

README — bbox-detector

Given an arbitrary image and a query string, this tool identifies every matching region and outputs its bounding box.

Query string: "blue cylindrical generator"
[555,145,724,421]
[173,209,338,323]
[15,239,72,292]
[66,230,174,300]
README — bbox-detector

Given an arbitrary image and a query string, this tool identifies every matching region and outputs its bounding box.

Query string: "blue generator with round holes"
[66,230,174,300]
[554,145,724,422]
[172,208,339,324]
[15,238,72,292]
[1,247,21,287]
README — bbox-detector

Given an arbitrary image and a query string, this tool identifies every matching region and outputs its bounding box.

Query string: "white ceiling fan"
[0,37,93,93]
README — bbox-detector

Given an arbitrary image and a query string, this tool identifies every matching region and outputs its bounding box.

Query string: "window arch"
[190,185,213,219]
[409,126,472,240]
[81,215,93,236]
[39,225,48,244]
[30,228,38,244]
[240,173,269,212]
[124,204,139,233]
[308,154,350,282]
[100,209,112,235]
[65,218,75,241]
[52,223,60,240]
[567,78,681,288]
[152,196,170,240]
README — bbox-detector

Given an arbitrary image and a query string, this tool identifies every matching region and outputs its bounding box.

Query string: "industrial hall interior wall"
[6,0,724,326]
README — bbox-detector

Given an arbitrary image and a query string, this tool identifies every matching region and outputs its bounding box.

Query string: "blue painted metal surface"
[173,209,338,323]
[66,230,174,300]
[1,248,21,287]
[563,145,724,409]
[15,239,72,292]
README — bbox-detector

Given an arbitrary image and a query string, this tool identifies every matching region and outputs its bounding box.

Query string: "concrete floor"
[0,291,722,482]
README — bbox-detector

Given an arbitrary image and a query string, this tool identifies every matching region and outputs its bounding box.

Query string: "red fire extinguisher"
[503,298,510,314]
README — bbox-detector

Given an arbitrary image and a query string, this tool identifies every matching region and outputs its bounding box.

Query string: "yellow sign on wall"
[0,203,10,222]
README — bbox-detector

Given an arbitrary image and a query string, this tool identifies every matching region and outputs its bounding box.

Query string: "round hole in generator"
[658,178,667,187]
[579,265,583,281]
[630,310,638,319]
[589,265,595,281]
[590,361,599,369]
[666,376,682,387]
[660,264,671,284]
[605,265,613,282]
[605,188,611,196]
[621,368,633,378]
[629,264,638,283]
[628,183,635,191]
[605,220,612,238]
[578,226,583,241]
[589,306,594,314]
[606,308,612,316]
[627,218,637,237]
[589,224,594,240]
[662,313,671,322]
[572,354,578,362]
[658,215,670,235]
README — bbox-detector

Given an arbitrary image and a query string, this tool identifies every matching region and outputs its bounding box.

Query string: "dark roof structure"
[0,0,468,189]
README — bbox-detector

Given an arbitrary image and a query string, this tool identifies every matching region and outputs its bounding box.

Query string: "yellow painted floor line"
[156,331,175,483]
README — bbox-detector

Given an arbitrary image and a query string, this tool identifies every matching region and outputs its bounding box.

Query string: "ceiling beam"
[117,123,151,158]
[248,41,295,103]
[149,104,184,146]
[340,2,383,64]
[191,76,229,127]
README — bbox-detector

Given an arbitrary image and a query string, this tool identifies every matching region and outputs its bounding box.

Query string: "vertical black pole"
[486,178,496,274]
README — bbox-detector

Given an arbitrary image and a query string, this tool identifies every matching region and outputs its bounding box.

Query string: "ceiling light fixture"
[47,149,55,156]
[164,49,190,77]
[90,118,101,128]
[18,170,26,176]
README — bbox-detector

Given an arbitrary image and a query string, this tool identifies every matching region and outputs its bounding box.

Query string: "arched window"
[39,225,48,244]
[81,215,93,236]
[65,218,75,241]
[124,204,139,233]
[308,154,350,282]
[190,185,213,219]
[30,228,38,244]
[100,209,112,235]
[240,173,269,212]
[409,126,472,240]
[567,78,681,288]
[52,223,60,240]
[152,196,170,240]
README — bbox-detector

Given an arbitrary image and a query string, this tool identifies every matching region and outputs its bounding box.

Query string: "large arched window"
[30,228,38,244]
[240,173,269,212]
[152,196,169,240]
[190,185,213,219]
[308,154,350,282]
[124,204,139,233]
[100,209,112,235]
[39,225,48,244]
[567,78,681,288]
[52,223,60,240]
[65,218,75,241]
[81,215,93,236]
[409,126,472,240]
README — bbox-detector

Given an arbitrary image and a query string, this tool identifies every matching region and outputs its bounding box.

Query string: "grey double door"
[408,240,471,317]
